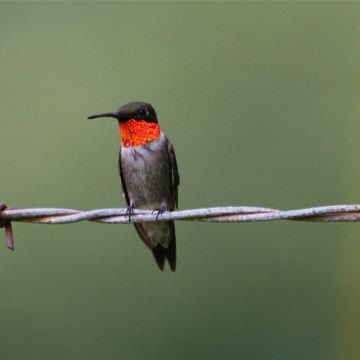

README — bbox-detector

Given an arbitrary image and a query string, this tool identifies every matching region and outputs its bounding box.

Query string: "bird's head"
[87,101,160,147]
[87,101,158,123]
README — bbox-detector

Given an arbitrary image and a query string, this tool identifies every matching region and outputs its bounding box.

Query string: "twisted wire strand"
[2,204,360,223]
[1,203,360,251]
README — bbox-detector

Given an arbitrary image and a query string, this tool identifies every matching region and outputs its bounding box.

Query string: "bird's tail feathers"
[151,222,176,272]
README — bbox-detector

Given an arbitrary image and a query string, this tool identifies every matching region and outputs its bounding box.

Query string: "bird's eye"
[139,108,147,117]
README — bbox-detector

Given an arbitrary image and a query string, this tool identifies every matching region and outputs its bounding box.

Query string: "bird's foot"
[126,205,135,222]
[152,206,166,221]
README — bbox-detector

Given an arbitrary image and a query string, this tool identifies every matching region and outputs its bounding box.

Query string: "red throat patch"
[120,118,161,147]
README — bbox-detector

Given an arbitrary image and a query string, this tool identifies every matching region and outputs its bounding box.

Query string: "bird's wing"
[166,138,180,209]
[118,148,130,205]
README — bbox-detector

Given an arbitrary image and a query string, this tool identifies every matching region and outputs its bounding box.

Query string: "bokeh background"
[1,2,360,359]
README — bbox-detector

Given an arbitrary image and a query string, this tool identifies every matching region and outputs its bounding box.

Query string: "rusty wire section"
[1,202,360,251]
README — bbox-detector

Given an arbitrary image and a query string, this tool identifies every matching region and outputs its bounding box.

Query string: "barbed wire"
[1,202,360,251]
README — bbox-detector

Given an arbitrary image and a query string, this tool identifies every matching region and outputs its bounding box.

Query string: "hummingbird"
[87,102,179,271]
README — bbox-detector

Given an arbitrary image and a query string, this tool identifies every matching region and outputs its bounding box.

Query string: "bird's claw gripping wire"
[125,205,135,222]
[0,202,14,251]
[152,207,165,221]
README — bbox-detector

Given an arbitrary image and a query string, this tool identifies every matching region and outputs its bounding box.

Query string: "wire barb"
[0,202,14,251]
[1,204,360,251]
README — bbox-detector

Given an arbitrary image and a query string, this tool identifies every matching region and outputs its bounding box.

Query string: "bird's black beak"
[87,112,118,120]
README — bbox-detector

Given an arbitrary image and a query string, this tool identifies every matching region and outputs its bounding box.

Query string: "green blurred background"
[1,2,360,359]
